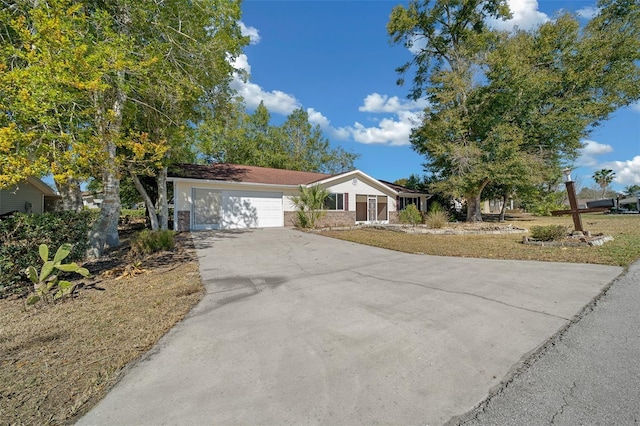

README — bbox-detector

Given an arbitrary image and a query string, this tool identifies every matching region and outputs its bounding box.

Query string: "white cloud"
[229,54,300,115]
[359,93,428,113]
[576,140,614,167]
[230,53,251,73]
[239,22,261,45]
[488,0,550,31]
[307,105,422,146]
[307,108,330,128]
[231,79,300,115]
[346,110,422,146]
[604,156,640,185]
[408,34,429,55]
[306,108,354,141]
[576,6,600,19]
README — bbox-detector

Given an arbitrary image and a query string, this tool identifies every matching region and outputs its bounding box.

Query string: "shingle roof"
[168,163,334,186]
[378,179,427,194]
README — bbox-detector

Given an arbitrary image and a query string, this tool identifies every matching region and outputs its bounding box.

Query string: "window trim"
[324,193,345,211]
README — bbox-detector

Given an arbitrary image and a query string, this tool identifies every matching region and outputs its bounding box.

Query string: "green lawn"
[322,213,640,267]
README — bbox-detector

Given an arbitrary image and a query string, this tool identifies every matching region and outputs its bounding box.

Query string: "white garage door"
[222,191,283,229]
[192,188,221,230]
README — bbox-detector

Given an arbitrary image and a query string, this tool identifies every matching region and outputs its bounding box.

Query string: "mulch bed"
[0,232,204,425]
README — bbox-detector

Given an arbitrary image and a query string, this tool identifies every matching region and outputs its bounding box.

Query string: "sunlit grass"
[322,213,640,267]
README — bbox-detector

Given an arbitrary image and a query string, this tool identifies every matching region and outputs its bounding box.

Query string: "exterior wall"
[282,175,398,214]
[0,181,44,215]
[170,171,400,230]
[283,210,356,228]
[388,211,399,224]
[317,211,357,228]
[177,210,190,231]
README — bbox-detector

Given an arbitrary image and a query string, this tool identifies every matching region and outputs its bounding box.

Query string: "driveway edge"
[447,262,632,425]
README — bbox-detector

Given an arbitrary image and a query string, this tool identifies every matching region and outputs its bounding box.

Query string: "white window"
[324,193,344,210]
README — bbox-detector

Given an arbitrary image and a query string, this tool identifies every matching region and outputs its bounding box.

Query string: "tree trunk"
[88,138,121,257]
[130,169,159,231]
[157,167,168,230]
[466,193,483,222]
[465,178,490,222]
[499,191,508,223]
[88,79,125,258]
[55,177,83,212]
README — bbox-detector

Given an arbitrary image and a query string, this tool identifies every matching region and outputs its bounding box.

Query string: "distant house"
[167,163,430,231]
[0,177,61,216]
[82,192,103,209]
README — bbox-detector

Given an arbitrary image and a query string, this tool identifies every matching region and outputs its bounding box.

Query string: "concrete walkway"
[78,228,622,425]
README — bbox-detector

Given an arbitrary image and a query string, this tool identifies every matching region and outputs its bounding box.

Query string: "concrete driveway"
[78,228,622,425]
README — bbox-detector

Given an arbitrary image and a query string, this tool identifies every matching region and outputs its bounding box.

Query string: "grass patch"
[322,213,640,267]
[121,208,146,217]
[130,229,176,256]
[0,233,204,425]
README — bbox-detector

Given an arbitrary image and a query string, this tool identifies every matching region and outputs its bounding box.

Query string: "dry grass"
[322,213,640,267]
[0,233,204,425]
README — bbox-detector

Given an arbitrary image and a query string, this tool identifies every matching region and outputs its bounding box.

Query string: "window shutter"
[344,193,349,210]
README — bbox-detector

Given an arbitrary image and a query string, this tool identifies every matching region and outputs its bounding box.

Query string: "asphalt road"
[452,260,640,426]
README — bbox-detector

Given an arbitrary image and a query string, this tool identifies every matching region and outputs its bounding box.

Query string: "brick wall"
[317,211,356,228]
[284,210,356,228]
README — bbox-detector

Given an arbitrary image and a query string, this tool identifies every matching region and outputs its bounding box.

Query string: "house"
[82,192,103,209]
[378,180,431,213]
[0,177,61,216]
[167,163,429,231]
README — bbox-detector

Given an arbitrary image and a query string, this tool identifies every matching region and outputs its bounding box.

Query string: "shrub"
[130,230,176,256]
[25,243,90,306]
[399,204,423,226]
[530,225,569,241]
[425,202,450,229]
[291,185,329,229]
[521,191,565,216]
[0,211,91,296]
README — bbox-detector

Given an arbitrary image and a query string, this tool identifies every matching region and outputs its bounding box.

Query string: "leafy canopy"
[388,0,640,221]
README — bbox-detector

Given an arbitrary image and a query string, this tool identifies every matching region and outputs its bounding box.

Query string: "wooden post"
[565,180,584,233]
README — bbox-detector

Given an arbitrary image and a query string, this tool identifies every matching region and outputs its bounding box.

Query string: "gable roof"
[26,176,59,197]
[0,177,59,197]
[168,163,333,186]
[378,179,428,195]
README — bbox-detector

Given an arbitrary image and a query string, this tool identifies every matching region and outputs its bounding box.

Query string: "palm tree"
[592,169,616,198]
[623,184,640,198]
[291,185,329,228]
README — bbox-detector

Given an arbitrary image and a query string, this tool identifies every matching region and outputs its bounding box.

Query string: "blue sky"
[234,0,640,192]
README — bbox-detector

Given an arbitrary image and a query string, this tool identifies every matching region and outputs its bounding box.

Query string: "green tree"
[388,0,640,222]
[197,103,359,174]
[593,169,616,198]
[1,0,247,253]
[280,108,358,174]
[0,0,128,213]
[623,184,640,197]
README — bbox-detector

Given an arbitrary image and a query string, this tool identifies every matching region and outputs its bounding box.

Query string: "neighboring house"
[82,192,103,209]
[0,177,61,216]
[619,195,639,211]
[481,198,515,214]
[379,180,431,213]
[168,163,429,231]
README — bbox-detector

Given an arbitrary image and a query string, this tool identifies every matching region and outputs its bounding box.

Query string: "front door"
[368,197,377,221]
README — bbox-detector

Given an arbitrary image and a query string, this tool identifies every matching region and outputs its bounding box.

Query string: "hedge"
[0,211,92,296]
